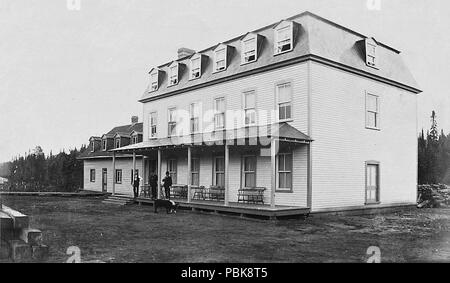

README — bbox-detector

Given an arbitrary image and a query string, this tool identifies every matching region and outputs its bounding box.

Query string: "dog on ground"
[154,199,179,214]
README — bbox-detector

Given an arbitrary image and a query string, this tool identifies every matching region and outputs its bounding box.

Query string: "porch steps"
[102,195,134,206]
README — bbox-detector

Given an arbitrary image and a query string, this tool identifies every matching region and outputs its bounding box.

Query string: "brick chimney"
[131,116,139,124]
[177,47,196,59]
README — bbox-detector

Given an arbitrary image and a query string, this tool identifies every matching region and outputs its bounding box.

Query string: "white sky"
[0,0,449,162]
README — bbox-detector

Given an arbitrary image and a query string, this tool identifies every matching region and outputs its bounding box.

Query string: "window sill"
[278,119,293,123]
[189,76,201,81]
[212,69,227,74]
[365,126,381,131]
[241,59,257,66]
[274,48,293,56]
[167,83,178,88]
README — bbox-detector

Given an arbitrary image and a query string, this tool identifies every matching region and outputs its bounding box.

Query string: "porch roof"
[111,123,312,153]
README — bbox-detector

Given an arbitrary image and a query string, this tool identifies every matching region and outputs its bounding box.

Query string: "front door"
[102,168,107,192]
[149,160,157,177]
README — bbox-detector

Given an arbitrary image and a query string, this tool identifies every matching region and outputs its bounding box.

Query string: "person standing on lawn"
[150,173,158,200]
[162,171,172,200]
[133,173,141,198]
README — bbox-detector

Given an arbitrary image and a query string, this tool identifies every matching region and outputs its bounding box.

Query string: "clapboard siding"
[310,62,417,211]
[141,63,310,207]
[83,158,143,196]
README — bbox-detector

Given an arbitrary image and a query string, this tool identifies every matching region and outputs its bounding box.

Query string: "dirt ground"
[2,195,450,263]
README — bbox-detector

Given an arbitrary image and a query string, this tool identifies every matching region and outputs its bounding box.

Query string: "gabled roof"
[140,11,420,103]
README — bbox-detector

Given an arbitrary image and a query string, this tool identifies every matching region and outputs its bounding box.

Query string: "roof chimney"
[177,47,196,59]
[131,116,138,124]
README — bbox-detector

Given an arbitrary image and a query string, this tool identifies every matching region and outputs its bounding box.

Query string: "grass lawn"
[2,195,450,263]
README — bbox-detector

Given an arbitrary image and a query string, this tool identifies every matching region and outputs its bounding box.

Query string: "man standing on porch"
[162,171,172,200]
[133,173,141,199]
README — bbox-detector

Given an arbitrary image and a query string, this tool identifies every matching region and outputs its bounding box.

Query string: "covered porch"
[110,123,313,217]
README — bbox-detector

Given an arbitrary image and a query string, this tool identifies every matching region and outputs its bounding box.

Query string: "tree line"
[418,111,450,185]
[1,145,87,192]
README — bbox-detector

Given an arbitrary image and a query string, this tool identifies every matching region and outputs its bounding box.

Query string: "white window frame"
[214,97,225,130]
[276,82,293,122]
[169,63,179,86]
[274,21,294,55]
[149,70,159,91]
[277,153,293,192]
[241,35,257,64]
[132,135,138,145]
[365,161,380,204]
[90,169,95,183]
[366,40,378,68]
[214,46,227,72]
[168,107,177,137]
[243,90,256,126]
[191,157,200,186]
[190,102,200,134]
[167,158,177,184]
[115,138,121,149]
[149,112,157,139]
[242,155,257,188]
[90,140,95,152]
[214,156,225,187]
[115,169,122,184]
[365,92,380,130]
[102,139,107,151]
[190,55,202,80]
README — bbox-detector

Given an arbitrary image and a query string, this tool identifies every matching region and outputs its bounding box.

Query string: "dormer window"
[91,141,95,152]
[365,38,378,68]
[132,135,138,144]
[241,33,258,64]
[169,62,179,86]
[149,69,159,91]
[274,21,294,55]
[190,55,202,79]
[214,46,227,72]
[115,139,121,149]
[102,139,107,151]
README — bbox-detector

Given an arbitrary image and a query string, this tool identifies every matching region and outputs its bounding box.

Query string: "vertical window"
[149,112,157,138]
[102,140,107,151]
[115,169,122,184]
[214,48,227,72]
[214,97,225,130]
[191,158,200,186]
[190,103,200,133]
[277,82,292,121]
[91,141,95,152]
[190,56,201,79]
[132,136,138,144]
[366,93,380,129]
[169,64,179,86]
[168,159,177,184]
[150,71,159,91]
[243,156,256,188]
[168,108,177,137]
[366,163,379,203]
[115,139,121,149]
[278,153,292,190]
[243,90,256,126]
[90,169,95,182]
[366,41,377,68]
[275,22,293,54]
[214,156,225,187]
[242,37,257,64]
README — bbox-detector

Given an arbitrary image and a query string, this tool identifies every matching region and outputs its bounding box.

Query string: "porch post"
[112,151,116,196]
[133,151,136,196]
[270,139,278,208]
[224,144,230,206]
[187,146,191,203]
[142,156,146,185]
[157,148,162,200]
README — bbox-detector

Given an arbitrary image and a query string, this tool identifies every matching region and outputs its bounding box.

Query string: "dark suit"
[150,174,158,199]
[133,177,140,198]
[162,176,172,199]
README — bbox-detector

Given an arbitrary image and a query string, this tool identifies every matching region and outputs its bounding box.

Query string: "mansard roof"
[140,11,420,103]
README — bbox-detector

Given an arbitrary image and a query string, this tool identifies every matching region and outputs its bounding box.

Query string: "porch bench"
[171,185,188,199]
[191,186,206,200]
[237,187,266,204]
[205,186,225,202]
